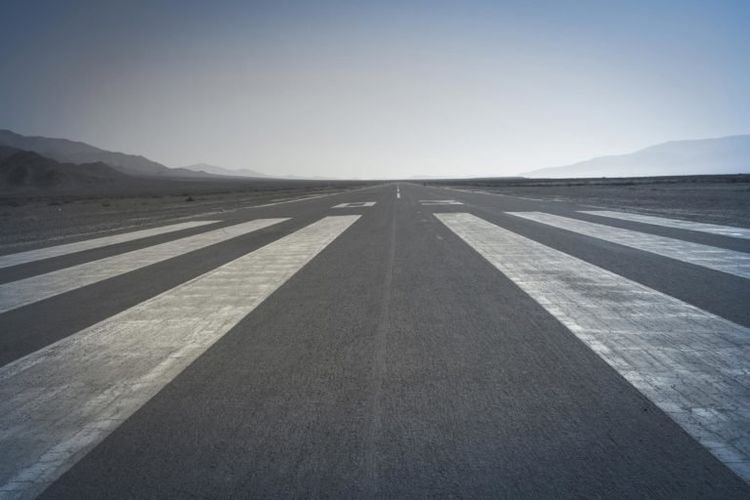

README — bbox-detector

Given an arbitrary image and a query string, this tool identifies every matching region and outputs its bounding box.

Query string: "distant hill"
[522,135,750,178]
[182,163,268,178]
[0,146,129,191]
[0,129,209,179]
[182,164,335,181]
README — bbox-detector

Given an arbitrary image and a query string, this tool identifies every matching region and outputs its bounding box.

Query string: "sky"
[1,0,749,179]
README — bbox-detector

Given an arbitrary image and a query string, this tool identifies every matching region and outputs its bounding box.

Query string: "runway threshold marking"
[419,200,463,205]
[580,210,750,240]
[507,212,750,279]
[248,193,331,208]
[0,218,288,314]
[0,215,360,499]
[0,220,219,270]
[333,202,376,208]
[436,212,750,481]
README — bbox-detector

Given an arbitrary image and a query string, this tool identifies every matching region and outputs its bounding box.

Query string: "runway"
[1,182,749,499]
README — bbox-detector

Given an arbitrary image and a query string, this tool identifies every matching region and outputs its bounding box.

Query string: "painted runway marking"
[419,200,463,205]
[580,210,750,240]
[0,220,218,270]
[333,202,377,208]
[0,215,359,499]
[507,212,750,279]
[0,218,287,314]
[248,193,331,208]
[396,185,401,199]
[436,212,750,481]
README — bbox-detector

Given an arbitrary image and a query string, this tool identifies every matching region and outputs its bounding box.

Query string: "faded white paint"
[507,211,750,279]
[0,221,218,270]
[437,212,750,482]
[0,215,359,499]
[0,218,287,314]
[333,202,377,208]
[248,193,331,208]
[580,210,750,240]
[419,200,463,205]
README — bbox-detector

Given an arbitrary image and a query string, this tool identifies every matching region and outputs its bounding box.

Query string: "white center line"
[0,220,219,270]
[580,210,750,240]
[0,215,360,499]
[437,212,750,482]
[0,218,288,314]
[507,211,750,279]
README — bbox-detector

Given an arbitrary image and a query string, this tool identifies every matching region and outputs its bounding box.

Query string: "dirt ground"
[2,175,748,253]
[433,175,750,227]
[0,182,370,251]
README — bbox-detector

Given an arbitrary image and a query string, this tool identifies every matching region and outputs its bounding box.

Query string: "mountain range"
[0,129,212,179]
[522,135,750,178]
[0,130,275,179]
[2,129,749,184]
[0,146,129,192]
[180,163,268,178]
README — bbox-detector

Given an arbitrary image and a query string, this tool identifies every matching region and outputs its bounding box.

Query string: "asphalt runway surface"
[1,183,749,499]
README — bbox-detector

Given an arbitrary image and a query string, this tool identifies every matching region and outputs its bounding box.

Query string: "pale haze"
[2,0,749,178]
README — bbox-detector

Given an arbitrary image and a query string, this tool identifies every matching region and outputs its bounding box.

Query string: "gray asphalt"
[2,183,749,498]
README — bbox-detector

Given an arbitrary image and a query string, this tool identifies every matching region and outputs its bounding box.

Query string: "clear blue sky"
[2,0,749,178]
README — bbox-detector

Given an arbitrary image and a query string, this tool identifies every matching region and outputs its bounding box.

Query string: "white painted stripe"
[396,185,401,199]
[0,215,359,499]
[0,220,218,270]
[247,184,377,209]
[507,212,750,279]
[0,218,287,314]
[437,213,750,481]
[333,202,376,208]
[248,193,330,208]
[419,200,463,205]
[580,210,750,240]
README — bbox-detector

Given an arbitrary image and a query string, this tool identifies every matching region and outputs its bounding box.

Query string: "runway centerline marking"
[507,211,750,279]
[0,218,288,314]
[579,210,750,240]
[333,202,376,208]
[0,220,219,270]
[437,212,750,482]
[0,215,360,499]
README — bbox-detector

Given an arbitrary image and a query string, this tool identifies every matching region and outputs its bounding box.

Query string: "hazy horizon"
[2,1,749,179]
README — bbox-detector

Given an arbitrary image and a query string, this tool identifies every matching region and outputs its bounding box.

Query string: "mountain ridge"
[0,146,130,191]
[181,163,268,178]
[521,135,750,178]
[0,129,210,179]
